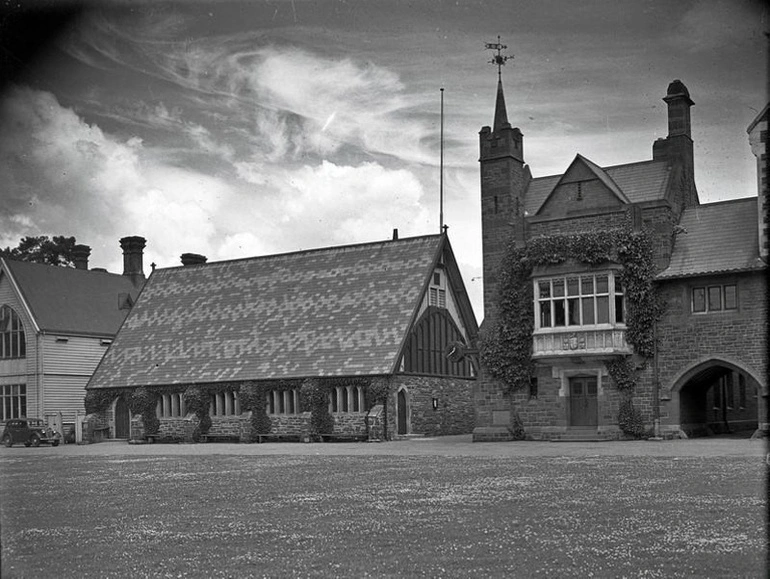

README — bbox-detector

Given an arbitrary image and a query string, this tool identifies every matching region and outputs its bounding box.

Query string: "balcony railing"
[532,328,631,359]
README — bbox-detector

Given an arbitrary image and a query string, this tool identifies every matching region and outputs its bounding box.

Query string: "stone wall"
[388,374,475,437]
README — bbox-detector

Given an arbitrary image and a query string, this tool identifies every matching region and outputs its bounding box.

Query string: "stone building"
[86,233,478,442]
[0,237,146,437]
[474,76,767,441]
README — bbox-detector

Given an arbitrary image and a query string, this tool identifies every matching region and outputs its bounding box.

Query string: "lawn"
[0,452,764,578]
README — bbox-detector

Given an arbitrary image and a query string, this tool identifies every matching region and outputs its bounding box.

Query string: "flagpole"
[440,87,444,233]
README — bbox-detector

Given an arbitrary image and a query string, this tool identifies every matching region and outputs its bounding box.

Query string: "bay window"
[535,273,624,331]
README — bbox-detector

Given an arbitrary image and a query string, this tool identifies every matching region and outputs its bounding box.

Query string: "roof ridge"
[530,158,666,182]
[159,233,444,271]
[687,196,758,209]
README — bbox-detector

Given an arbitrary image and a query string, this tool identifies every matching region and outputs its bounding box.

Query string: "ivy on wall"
[85,375,393,441]
[480,228,661,437]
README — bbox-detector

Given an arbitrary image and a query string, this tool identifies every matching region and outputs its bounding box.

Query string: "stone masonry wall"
[388,375,475,437]
[656,271,768,429]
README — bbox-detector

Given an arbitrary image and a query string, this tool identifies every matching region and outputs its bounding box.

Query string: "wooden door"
[115,397,130,439]
[397,390,407,435]
[569,377,598,426]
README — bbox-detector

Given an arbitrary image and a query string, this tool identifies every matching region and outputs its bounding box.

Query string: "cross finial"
[485,35,511,78]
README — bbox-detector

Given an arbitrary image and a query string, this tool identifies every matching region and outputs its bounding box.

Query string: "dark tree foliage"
[0,236,77,267]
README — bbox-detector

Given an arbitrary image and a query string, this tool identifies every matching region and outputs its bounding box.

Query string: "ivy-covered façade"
[474,76,767,441]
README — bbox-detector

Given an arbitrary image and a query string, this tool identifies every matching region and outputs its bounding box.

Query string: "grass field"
[0,449,765,578]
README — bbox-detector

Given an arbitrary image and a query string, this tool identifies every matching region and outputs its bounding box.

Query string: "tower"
[479,38,530,320]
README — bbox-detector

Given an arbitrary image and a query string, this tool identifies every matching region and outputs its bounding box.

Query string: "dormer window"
[535,273,625,330]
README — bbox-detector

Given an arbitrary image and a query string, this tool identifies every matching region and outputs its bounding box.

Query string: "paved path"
[1,434,766,458]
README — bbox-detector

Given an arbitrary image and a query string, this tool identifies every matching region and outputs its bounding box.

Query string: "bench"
[255,433,304,443]
[317,433,368,443]
[200,433,240,443]
[92,426,111,440]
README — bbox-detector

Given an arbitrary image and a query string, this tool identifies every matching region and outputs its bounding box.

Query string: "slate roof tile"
[89,235,446,389]
[658,198,765,279]
[2,259,141,336]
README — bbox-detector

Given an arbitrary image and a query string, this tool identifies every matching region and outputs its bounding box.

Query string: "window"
[536,273,624,330]
[156,393,185,418]
[739,375,747,409]
[266,390,299,415]
[1,384,26,420]
[210,391,241,416]
[329,386,365,413]
[0,306,26,359]
[429,270,446,309]
[692,284,737,313]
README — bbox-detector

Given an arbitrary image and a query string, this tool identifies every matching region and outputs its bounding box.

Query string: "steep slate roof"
[89,234,465,389]
[526,159,671,215]
[658,198,765,279]
[1,258,140,336]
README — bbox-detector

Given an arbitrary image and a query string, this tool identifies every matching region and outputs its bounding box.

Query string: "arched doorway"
[397,389,409,435]
[114,397,130,439]
[672,359,764,437]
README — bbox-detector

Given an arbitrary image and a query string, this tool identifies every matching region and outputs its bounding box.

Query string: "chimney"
[392,228,399,241]
[119,236,146,285]
[652,80,698,210]
[71,244,91,270]
[180,253,207,266]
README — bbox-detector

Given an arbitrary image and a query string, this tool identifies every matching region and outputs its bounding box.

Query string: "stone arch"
[668,356,765,437]
[669,356,766,397]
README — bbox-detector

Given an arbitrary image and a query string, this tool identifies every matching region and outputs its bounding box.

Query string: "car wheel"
[52,440,59,447]
[29,434,40,448]
[2,434,11,448]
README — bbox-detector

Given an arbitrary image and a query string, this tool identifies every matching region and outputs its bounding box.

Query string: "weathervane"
[485,35,511,78]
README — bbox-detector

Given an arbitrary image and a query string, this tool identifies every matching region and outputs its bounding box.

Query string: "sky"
[0,0,766,321]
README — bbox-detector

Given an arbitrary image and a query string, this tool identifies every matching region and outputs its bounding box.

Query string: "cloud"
[270,160,430,247]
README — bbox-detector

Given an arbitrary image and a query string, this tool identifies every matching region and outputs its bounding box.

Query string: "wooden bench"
[92,426,111,440]
[317,433,368,443]
[200,433,240,443]
[255,433,304,443]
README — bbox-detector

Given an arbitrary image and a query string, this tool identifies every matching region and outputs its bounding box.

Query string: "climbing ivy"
[480,228,662,436]
[300,379,334,435]
[481,228,661,394]
[129,387,160,435]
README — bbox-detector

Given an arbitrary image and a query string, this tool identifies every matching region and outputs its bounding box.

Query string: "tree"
[0,235,77,267]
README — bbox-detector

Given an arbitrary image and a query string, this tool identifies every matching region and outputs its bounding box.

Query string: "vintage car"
[1,418,61,447]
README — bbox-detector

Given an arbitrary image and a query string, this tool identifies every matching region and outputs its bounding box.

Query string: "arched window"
[210,391,241,416]
[0,305,25,359]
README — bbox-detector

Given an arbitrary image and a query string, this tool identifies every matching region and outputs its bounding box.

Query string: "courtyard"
[0,436,765,578]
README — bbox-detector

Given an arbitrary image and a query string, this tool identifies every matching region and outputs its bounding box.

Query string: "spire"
[485,36,512,132]
[493,77,509,132]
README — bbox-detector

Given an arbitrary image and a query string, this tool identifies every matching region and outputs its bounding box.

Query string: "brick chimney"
[652,80,698,211]
[180,253,207,266]
[71,244,91,270]
[119,236,146,285]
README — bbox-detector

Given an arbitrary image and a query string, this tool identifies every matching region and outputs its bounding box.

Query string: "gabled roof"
[88,234,476,389]
[1,258,141,336]
[658,198,765,279]
[525,159,671,216]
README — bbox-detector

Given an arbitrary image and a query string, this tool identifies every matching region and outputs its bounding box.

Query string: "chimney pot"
[71,244,91,270]
[180,253,208,266]
[119,236,146,285]
[392,228,399,241]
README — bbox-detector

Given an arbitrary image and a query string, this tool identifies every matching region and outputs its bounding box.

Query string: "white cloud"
[271,160,430,247]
